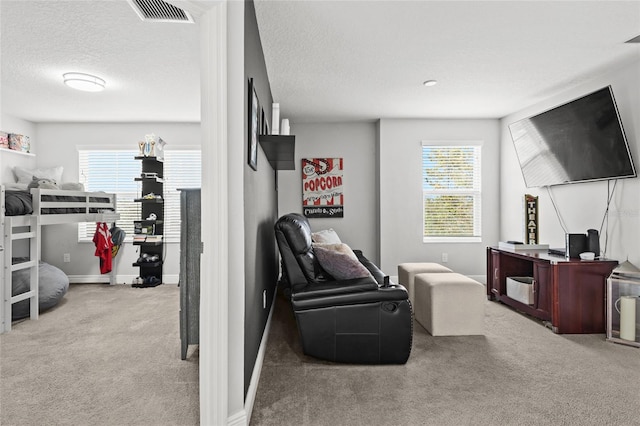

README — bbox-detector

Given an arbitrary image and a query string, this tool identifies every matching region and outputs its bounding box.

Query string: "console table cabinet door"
[552,262,613,334]
[489,250,500,299]
[533,262,552,320]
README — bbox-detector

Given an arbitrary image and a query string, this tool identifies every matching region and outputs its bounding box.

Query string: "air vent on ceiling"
[625,34,640,43]
[127,0,194,23]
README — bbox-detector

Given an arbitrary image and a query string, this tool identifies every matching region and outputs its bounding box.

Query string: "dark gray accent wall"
[243,0,279,399]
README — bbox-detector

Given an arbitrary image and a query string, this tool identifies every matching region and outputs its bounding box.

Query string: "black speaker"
[565,233,587,258]
[587,229,600,256]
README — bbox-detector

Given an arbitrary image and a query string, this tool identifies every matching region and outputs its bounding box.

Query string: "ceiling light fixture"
[63,72,106,92]
[423,80,438,87]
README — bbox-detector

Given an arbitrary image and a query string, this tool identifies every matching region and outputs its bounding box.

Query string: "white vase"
[272,103,280,135]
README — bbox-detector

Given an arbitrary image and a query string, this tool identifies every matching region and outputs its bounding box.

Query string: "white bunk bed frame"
[1,185,119,333]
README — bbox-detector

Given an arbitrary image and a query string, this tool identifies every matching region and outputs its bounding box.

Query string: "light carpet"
[0,284,199,426]
[250,289,640,426]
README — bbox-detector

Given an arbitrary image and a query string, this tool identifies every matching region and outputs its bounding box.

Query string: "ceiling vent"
[625,34,640,43]
[127,0,194,23]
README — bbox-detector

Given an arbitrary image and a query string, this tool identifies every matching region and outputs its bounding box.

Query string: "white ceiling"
[1,0,201,123]
[1,1,639,124]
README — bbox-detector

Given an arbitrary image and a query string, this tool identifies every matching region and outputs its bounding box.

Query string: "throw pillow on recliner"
[311,228,342,244]
[312,242,358,260]
[313,243,374,281]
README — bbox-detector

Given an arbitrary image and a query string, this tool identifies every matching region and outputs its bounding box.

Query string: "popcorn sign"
[302,158,344,218]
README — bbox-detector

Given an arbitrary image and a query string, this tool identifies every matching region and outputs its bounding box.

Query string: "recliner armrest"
[292,283,409,311]
[291,277,379,301]
[353,249,386,285]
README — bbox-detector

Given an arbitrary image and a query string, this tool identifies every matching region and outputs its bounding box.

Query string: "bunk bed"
[1,185,119,333]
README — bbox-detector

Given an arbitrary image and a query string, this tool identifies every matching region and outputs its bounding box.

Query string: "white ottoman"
[398,263,453,306]
[414,272,485,336]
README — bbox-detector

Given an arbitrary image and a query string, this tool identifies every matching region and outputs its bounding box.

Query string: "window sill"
[423,237,482,243]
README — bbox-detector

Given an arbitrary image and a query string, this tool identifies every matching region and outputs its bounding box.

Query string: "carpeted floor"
[0,284,199,426]
[6,283,639,426]
[250,289,640,426]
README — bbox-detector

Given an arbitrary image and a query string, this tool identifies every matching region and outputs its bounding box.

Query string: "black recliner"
[274,213,413,364]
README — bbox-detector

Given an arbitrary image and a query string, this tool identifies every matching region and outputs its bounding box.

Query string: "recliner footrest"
[295,299,412,364]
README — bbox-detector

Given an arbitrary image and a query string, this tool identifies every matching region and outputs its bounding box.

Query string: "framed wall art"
[248,78,259,171]
[302,158,344,218]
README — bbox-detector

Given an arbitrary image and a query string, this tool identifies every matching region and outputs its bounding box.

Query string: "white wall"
[1,114,36,148]
[34,122,200,283]
[277,122,379,262]
[0,115,37,183]
[379,119,501,277]
[277,119,501,279]
[227,0,246,417]
[500,60,640,266]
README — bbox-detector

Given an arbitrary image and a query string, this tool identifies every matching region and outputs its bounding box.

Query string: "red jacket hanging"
[93,222,113,274]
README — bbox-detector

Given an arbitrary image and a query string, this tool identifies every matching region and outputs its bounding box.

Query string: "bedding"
[4,190,33,215]
[3,190,114,216]
[11,258,69,320]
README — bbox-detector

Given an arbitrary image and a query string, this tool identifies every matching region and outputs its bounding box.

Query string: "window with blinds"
[161,150,202,240]
[78,149,201,242]
[422,143,482,242]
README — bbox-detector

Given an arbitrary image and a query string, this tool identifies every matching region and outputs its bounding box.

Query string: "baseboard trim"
[231,293,276,425]
[68,274,179,285]
[68,275,113,284]
[227,410,247,426]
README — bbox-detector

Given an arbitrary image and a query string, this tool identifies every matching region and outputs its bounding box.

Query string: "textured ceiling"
[1,1,640,124]
[1,0,200,123]
[255,0,640,121]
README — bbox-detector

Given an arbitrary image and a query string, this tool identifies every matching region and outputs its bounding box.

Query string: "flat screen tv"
[508,86,636,187]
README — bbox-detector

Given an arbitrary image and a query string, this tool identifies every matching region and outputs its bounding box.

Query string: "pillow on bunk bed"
[27,177,60,190]
[60,182,84,191]
[11,258,69,320]
[13,166,63,185]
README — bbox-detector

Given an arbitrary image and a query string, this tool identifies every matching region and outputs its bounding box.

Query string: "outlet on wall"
[441,252,448,263]
[63,253,71,263]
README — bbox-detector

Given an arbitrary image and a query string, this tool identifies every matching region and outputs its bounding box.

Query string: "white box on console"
[507,276,534,305]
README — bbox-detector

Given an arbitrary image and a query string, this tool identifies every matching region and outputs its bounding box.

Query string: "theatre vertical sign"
[524,194,539,244]
[302,158,344,218]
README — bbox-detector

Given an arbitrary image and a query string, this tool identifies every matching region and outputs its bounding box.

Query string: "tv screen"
[509,86,636,187]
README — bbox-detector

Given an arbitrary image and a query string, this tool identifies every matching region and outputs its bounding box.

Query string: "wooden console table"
[486,247,617,334]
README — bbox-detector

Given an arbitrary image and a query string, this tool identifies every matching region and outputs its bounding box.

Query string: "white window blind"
[422,143,482,242]
[162,150,201,240]
[78,150,141,240]
[78,149,201,242]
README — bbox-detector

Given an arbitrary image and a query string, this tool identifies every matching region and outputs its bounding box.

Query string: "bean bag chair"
[11,259,69,320]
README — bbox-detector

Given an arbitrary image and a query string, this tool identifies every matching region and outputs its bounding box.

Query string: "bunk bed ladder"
[2,215,39,333]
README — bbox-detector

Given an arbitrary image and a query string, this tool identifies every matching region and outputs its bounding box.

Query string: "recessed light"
[423,80,438,87]
[63,72,106,92]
